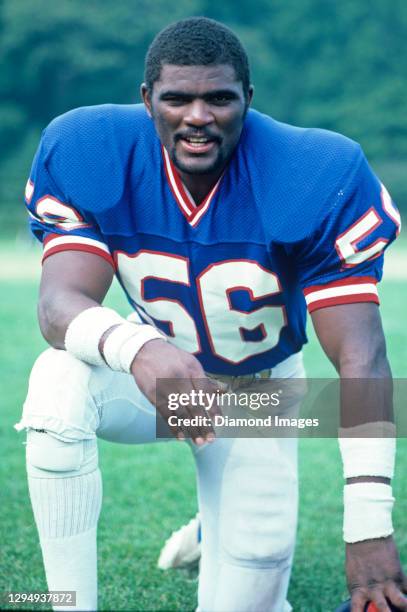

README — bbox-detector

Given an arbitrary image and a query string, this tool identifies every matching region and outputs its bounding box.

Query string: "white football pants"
[17,349,304,612]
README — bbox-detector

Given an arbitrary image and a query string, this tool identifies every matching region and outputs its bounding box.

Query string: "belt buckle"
[206,368,272,391]
[254,368,272,380]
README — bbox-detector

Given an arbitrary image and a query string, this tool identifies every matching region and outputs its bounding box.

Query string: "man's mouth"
[177,135,219,154]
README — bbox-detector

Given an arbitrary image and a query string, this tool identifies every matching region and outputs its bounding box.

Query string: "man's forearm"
[38,250,115,348]
[312,303,397,545]
[38,290,101,349]
[338,350,396,545]
[338,351,393,430]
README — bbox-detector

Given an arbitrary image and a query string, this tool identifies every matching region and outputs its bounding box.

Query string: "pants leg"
[18,348,165,611]
[194,436,298,612]
[194,353,304,612]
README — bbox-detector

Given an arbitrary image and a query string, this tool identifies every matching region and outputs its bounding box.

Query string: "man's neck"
[178,168,224,206]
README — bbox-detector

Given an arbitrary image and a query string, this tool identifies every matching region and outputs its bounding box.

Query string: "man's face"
[142,64,252,176]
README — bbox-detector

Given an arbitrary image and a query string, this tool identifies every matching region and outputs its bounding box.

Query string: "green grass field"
[0,243,406,611]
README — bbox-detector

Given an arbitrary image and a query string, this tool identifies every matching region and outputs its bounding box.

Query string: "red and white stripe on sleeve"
[303,276,379,313]
[43,233,114,268]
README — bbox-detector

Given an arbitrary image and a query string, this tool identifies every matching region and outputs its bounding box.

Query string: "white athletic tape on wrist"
[64,306,166,371]
[103,322,166,373]
[65,307,124,366]
[343,482,394,543]
[338,422,396,479]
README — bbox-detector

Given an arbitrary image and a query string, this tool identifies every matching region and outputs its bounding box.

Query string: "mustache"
[174,130,222,144]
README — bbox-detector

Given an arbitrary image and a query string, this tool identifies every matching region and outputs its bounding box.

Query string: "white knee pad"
[26,430,98,478]
[16,348,100,441]
[219,439,298,567]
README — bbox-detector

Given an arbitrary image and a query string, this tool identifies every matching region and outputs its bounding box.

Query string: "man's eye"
[210,95,233,105]
[164,97,188,106]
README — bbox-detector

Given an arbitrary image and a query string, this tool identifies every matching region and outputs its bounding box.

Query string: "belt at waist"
[205,352,304,392]
[205,368,272,392]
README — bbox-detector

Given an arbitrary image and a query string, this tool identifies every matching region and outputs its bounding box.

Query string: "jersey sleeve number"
[335,207,387,267]
[116,251,286,364]
[335,184,400,268]
[35,195,89,231]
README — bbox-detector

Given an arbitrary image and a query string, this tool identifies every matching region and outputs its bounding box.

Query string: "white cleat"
[157,514,201,570]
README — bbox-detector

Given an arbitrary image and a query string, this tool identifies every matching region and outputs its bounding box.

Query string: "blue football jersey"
[25,105,401,375]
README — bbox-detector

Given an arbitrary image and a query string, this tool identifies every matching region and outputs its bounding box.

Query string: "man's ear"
[140,83,152,117]
[247,85,254,106]
[243,85,254,118]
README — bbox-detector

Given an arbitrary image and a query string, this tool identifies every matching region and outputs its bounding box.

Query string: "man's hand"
[346,536,407,611]
[131,339,223,445]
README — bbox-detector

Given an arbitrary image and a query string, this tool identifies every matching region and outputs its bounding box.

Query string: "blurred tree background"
[1,0,406,237]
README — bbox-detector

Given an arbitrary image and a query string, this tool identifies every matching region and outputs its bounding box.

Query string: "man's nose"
[184,99,214,126]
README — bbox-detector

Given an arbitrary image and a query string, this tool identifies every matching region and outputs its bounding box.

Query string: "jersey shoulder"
[44,103,151,146]
[243,108,362,180]
[41,104,155,212]
[241,110,364,242]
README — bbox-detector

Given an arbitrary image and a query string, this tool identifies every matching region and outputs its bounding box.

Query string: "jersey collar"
[162,146,222,228]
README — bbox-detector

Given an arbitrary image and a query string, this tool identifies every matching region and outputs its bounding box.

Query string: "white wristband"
[343,482,394,543]
[103,321,166,373]
[64,306,166,371]
[338,422,396,479]
[65,306,124,366]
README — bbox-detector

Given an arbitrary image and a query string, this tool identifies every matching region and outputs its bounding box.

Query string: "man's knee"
[26,430,98,478]
[17,348,100,441]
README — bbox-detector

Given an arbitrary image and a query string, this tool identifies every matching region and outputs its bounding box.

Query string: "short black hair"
[144,17,251,97]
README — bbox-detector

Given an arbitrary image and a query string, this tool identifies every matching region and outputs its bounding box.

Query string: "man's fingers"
[351,592,368,612]
[195,378,225,419]
[170,406,209,445]
[384,582,407,610]
[157,376,222,443]
[368,590,391,612]
[167,417,187,442]
[184,378,223,438]
[172,412,198,443]
[182,410,209,445]
[155,396,193,442]
[171,398,215,444]
[350,588,407,612]
[185,392,215,429]
[183,394,216,443]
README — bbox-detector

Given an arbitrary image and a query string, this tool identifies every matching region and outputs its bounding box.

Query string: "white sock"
[28,469,102,611]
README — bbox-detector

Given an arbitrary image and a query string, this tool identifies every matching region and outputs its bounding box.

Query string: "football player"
[16,17,406,612]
